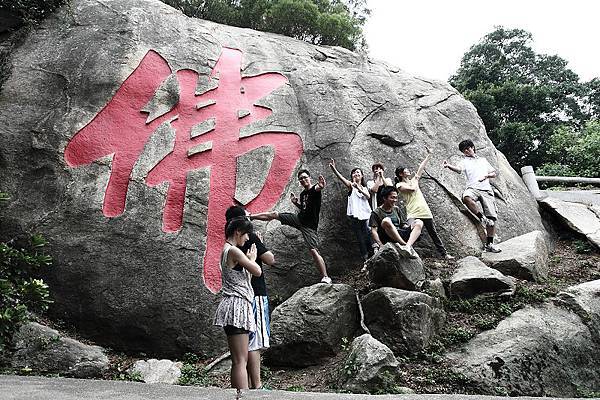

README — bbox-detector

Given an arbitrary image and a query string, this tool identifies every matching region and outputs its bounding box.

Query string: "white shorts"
[249,296,270,351]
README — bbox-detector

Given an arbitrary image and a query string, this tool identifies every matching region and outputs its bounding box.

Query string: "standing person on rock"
[369,186,421,259]
[213,217,261,398]
[250,169,332,284]
[366,162,394,211]
[443,139,502,253]
[395,147,454,260]
[329,159,374,267]
[225,206,275,390]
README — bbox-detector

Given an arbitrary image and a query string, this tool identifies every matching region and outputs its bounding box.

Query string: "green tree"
[160,0,369,51]
[450,27,588,169]
[538,120,600,178]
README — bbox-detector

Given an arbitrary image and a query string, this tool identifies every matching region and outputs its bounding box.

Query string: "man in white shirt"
[443,139,501,253]
[366,162,394,211]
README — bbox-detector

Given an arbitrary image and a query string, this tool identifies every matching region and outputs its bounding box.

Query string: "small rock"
[129,359,183,384]
[366,243,426,290]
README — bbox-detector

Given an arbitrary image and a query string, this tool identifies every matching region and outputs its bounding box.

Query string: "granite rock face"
[481,230,549,282]
[361,288,445,355]
[447,280,600,397]
[11,322,109,378]
[0,0,546,356]
[266,283,359,367]
[366,243,425,290]
[540,197,600,249]
[450,256,515,298]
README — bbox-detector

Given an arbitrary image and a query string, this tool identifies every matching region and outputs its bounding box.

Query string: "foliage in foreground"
[0,0,67,23]
[0,192,53,351]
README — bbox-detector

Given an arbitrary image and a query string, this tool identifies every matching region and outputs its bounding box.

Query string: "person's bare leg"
[406,219,423,247]
[381,218,406,244]
[309,248,328,278]
[462,196,481,216]
[250,211,279,221]
[228,334,250,390]
[486,223,496,238]
[247,350,261,389]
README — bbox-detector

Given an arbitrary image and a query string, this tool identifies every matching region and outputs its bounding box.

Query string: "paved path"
[0,375,583,400]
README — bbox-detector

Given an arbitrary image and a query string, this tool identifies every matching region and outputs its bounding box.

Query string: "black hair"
[394,166,407,184]
[297,169,311,179]
[459,139,475,152]
[380,185,398,200]
[348,167,366,196]
[371,163,384,172]
[225,205,246,221]
[225,217,253,238]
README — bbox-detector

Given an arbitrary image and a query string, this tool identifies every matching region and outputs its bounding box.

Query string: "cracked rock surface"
[0,0,545,356]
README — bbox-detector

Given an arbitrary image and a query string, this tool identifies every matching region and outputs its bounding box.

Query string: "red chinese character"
[65,48,303,292]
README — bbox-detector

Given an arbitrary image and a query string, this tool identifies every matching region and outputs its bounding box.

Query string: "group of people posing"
[213,139,502,396]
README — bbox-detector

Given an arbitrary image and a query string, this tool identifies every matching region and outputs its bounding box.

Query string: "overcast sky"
[364,0,600,83]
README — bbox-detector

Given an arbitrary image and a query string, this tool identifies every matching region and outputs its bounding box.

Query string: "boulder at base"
[266,284,359,367]
[450,256,515,298]
[481,230,549,281]
[446,280,600,397]
[11,322,108,378]
[337,334,407,394]
[540,197,600,249]
[366,243,425,290]
[129,359,183,384]
[0,0,547,356]
[361,288,445,355]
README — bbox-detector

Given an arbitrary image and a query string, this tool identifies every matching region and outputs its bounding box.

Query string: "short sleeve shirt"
[460,156,495,191]
[239,232,269,296]
[298,185,321,230]
[369,206,407,231]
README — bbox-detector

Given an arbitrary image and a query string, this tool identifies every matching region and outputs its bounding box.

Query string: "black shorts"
[223,325,250,336]
[379,226,411,244]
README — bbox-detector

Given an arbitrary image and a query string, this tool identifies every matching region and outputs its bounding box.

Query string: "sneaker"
[321,276,332,284]
[394,243,418,259]
[484,243,502,253]
[443,254,455,260]
[360,263,368,273]
[406,245,418,259]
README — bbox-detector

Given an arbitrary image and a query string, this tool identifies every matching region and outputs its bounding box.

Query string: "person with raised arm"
[395,147,454,259]
[329,159,373,266]
[443,139,501,253]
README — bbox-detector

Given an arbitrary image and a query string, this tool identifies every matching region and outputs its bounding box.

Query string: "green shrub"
[0,0,67,24]
[0,193,53,351]
[177,353,212,386]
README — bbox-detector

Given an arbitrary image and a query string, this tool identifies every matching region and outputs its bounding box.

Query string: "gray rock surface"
[129,359,183,384]
[266,283,359,367]
[481,230,549,281]
[540,197,600,248]
[362,288,445,355]
[366,243,425,290]
[0,0,547,356]
[446,280,600,397]
[11,322,108,378]
[337,333,402,394]
[450,256,515,298]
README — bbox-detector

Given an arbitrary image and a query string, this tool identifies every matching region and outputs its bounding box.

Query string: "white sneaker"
[444,254,455,260]
[321,276,332,284]
[394,243,418,259]
[484,243,502,253]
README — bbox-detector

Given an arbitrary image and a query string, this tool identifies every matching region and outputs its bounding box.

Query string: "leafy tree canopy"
[161,0,369,51]
[450,27,598,171]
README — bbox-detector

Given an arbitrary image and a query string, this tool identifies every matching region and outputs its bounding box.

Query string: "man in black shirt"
[250,169,331,284]
[225,206,275,390]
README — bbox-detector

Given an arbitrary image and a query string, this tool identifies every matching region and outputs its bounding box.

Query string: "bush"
[0,192,53,351]
[0,0,67,23]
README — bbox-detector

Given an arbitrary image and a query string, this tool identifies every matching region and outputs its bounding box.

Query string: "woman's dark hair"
[394,166,407,184]
[225,217,253,238]
[225,205,246,221]
[348,167,366,196]
[459,139,475,152]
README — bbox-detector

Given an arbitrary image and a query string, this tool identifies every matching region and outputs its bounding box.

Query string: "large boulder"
[11,322,109,378]
[337,333,401,394]
[361,288,445,355]
[0,0,547,356]
[366,243,425,290]
[481,230,549,281]
[446,280,600,397]
[540,197,600,249]
[266,283,359,367]
[450,256,515,298]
